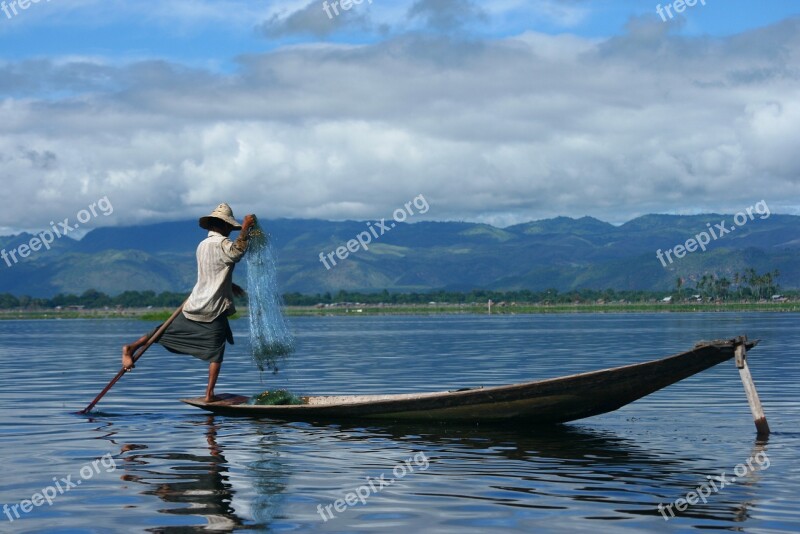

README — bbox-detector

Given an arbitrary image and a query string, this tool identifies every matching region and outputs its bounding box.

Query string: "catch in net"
[248,389,304,405]
[245,217,295,373]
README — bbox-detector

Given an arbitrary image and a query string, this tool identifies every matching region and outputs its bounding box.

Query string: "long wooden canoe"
[181,337,757,423]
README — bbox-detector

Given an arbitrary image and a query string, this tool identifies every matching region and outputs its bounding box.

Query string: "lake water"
[0,313,798,533]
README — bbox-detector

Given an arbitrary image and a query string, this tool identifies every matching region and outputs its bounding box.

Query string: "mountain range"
[1,213,798,297]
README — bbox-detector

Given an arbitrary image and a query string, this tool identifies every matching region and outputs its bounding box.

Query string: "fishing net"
[248,389,305,406]
[245,217,295,373]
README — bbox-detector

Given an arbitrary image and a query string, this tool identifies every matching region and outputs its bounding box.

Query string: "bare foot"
[205,393,221,403]
[122,345,135,371]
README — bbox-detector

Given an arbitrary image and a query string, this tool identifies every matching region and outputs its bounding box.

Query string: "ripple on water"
[0,314,798,532]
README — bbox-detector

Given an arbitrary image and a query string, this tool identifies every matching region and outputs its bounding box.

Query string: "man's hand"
[232,214,256,252]
[242,214,256,232]
[232,283,247,298]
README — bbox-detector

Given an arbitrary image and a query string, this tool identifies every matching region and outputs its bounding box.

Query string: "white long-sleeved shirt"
[182,231,247,322]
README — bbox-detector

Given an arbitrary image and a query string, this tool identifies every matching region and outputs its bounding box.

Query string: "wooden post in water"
[734,336,770,436]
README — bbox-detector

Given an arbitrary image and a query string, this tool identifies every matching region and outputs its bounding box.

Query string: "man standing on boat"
[122,203,255,402]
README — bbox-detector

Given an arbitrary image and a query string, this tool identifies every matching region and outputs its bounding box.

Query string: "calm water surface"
[0,313,798,533]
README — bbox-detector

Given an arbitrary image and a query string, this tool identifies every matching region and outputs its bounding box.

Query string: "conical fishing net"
[245,217,295,373]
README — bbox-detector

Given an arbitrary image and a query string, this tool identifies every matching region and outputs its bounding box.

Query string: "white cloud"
[1,16,800,233]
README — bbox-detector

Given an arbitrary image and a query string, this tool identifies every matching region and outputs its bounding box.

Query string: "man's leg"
[122,334,149,370]
[206,362,222,402]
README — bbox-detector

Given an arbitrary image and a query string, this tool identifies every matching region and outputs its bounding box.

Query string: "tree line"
[0,290,188,310]
[674,269,781,300]
[0,274,788,310]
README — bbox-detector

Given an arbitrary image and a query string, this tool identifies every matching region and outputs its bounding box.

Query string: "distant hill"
[1,214,799,297]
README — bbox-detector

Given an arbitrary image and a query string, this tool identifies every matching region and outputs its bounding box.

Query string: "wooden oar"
[78,302,185,414]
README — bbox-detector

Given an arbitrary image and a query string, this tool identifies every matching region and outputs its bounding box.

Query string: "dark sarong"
[149,313,234,363]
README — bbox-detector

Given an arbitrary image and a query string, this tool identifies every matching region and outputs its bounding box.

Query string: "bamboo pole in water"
[734,336,770,436]
[78,302,185,414]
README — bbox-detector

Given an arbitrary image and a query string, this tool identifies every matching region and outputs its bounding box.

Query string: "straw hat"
[199,203,242,230]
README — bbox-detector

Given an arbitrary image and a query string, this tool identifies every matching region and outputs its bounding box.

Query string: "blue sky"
[0,1,799,232]
[2,1,797,67]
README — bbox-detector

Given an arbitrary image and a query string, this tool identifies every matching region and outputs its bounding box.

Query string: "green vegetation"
[283,268,785,306]
[6,214,800,297]
[3,300,800,320]
[285,301,800,316]
[0,268,793,319]
[674,269,781,301]
[249,389,304,405]
[0,289,189,310]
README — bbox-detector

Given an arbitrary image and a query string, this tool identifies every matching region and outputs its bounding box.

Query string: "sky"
[0,0,799,234]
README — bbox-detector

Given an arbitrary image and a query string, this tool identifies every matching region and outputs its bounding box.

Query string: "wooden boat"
[181,337,757,423]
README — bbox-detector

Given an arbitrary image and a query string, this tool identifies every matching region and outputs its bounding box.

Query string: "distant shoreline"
[2,301,799,320]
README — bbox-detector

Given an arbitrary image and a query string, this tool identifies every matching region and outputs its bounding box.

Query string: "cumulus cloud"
[1,16,800,234]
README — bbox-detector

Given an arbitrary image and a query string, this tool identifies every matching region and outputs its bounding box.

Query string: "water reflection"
[84,414,776,531]
[47,313,795,532]
[104,416,246,531]
[647,437,771,526]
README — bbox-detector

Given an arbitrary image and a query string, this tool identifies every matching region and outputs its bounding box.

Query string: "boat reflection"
[295,419,773,526]
[88,414,772,530]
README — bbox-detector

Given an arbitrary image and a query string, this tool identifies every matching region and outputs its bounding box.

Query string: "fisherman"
[122,203,255,402]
